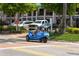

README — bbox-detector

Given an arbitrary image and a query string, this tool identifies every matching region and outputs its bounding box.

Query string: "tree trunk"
[58,16,64,34]
[59,3,67,34]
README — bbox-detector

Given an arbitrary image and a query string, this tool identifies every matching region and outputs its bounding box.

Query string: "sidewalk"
[10,33,27,38]
[0,33,27,39]
[14,33,26,38]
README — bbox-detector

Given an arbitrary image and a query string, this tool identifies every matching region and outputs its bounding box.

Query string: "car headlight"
[44,32,49,37]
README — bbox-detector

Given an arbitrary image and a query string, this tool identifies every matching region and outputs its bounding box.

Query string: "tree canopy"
[41,3,77,15]
[0,3,38,16]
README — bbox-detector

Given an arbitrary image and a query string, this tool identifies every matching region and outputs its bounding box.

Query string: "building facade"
[0,7,79,27]
[20,8,57,24]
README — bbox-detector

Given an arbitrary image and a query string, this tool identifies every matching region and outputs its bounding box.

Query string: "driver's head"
[38,27,42,30]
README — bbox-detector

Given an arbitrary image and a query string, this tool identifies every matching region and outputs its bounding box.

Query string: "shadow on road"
[0,38,26,43]
[0,38,41,43]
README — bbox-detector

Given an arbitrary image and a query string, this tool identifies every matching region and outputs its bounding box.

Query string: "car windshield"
[24,22,33,24]
[20,21,33,24]
[35,21,41,23]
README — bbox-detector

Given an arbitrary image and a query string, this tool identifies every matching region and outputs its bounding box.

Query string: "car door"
[44,21,49,28]
[23,22,28,28]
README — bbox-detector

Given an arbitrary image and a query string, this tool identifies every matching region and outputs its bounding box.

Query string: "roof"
[36,20,47,21]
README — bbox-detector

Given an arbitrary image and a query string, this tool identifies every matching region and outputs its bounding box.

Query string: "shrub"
[3,25,8,31]
[66,27,79,34]
[0,26,3,32]
[20,26,27,33]
[20,26,26,31]
[8,26,16,32]
[8,26,27,33]
[66,28,72,33]
[0,26,27,33]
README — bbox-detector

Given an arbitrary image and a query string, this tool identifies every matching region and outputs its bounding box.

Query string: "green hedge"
[0,26,2,31]
[8,26,16,32]
[0,26,27,33]
[66,27,79,34]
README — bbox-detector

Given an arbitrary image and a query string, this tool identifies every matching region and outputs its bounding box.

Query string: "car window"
[45,21,47,24]
[25,22,33,24]
[20,22,23,24]
[35,21,41,23]
[42,21,44,24]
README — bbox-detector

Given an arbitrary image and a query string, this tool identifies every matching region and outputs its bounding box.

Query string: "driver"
[32,27,44,35]
[32,27,40,35]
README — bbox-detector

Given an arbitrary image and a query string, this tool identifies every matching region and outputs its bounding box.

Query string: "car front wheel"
[26,35,29,42]
[42,37,48,43]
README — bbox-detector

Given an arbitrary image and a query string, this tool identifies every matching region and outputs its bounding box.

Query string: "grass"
[49,32,79,42]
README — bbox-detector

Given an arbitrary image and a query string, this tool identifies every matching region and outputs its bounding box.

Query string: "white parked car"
[11,22,17,26]
[28,20,51,30]
[22,21,33,29]
[11,21,33,27]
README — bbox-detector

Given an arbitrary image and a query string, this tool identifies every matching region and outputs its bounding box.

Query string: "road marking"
[0,45,52,50]
[52,45,79,52]
[0,43,79,55]
[0,44,78,51]
[12,48,53,56]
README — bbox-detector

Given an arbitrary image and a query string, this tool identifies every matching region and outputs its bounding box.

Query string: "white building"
[20,8,57,25]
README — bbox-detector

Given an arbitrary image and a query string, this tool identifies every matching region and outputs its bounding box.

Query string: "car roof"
[22,21,33,22]
[36,20,46,21]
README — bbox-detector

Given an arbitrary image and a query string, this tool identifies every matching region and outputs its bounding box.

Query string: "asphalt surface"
[0,34,79,56]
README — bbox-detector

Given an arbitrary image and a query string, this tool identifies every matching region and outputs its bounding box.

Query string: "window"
[20,21,23,24]
[45,21,47,24]
[38,9,44,15]
[42,21,44,24]
[28,13,31,16]
[25,22,33,24]
[33,10,36,16]
[35,21,41,23]
[46,11,52,15]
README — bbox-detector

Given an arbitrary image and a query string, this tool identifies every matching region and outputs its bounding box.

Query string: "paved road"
[0,34,79,56]
[0,41,78,56]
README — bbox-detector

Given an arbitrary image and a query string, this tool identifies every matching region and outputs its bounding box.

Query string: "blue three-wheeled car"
[26,26,49,43]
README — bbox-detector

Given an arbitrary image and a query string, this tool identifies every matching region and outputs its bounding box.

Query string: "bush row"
[0,26,27,33]
[66,27,79,34]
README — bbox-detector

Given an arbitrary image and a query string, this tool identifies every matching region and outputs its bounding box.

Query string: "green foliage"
[55,33,79,42]
[66,27,79,34]
[0,26,27,33]
[8,26,16,32]
[41,3,63,14]
[0,3,38,16]
[8,26,26,33]
[76,3,79,8]
[49,33,79,42]
[0,26,2,31]
[41,3,77,15]
[0,3,38,32]
[0,20,2,25]
[49,32,60,40]
[67,3,76,15]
